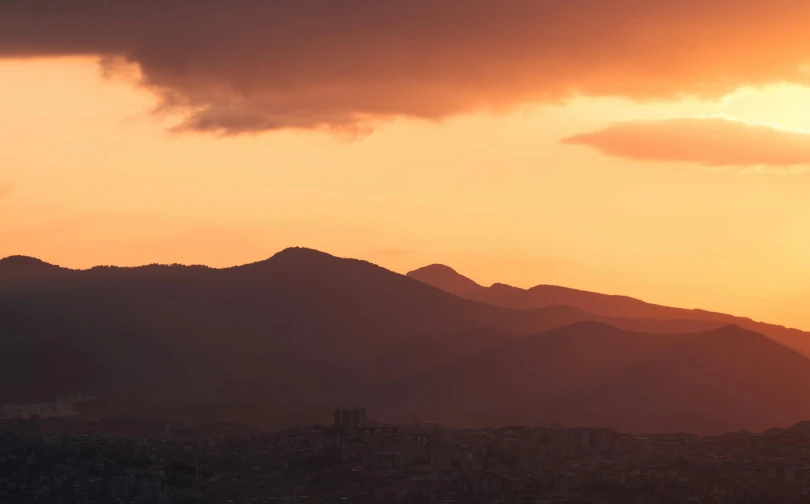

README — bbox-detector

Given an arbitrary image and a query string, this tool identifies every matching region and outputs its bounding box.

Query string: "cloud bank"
[2,1,810,134]
[562,117,810,167]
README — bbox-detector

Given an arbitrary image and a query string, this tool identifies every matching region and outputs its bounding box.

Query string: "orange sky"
[2,57,810,329]
[2,1,810,330]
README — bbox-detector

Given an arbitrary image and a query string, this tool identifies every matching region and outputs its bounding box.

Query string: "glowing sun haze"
[2,1,810,330]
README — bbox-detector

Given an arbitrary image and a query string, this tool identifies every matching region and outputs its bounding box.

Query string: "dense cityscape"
[4,407,810,504]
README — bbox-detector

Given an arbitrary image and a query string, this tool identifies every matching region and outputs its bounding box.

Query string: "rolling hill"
[408,264,810,357]
[0,248,658,409]
[377,322,810,434]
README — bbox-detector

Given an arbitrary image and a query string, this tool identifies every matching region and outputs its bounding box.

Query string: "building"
[334,408,365,430]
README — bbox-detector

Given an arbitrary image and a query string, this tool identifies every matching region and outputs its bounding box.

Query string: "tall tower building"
[334,407,366,430]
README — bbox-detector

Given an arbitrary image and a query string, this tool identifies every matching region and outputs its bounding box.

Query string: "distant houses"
[0,396,95,420]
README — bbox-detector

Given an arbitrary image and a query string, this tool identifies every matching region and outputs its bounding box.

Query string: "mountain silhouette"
[0,249,618,409]
[0,256,75,283]
[407,264,485,298]
[565,324,810,433]
[378,322,810,434]
[407,264,810,357]
[2,247,808,433]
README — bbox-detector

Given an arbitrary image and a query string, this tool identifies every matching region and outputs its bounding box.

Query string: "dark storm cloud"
[2,0,810,134]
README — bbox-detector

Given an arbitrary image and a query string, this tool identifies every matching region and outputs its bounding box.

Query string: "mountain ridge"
[406,263,810,356]
[3,247,809,434]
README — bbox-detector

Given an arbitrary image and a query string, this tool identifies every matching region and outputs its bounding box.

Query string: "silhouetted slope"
[362,327,519,386]
[378,322,688,426]
[407,264,810,357]
[563,325,810,433]
[0,256,75,284]
[0,339,102,403]
[378,322,810,434]
[4,248,807,433]
[0,248,605,411]
[406,264,485,298]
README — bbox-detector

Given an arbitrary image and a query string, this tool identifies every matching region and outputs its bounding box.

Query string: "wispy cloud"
[562,117,810,171]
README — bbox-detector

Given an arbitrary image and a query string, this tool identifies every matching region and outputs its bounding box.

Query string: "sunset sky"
[2,1,810,329]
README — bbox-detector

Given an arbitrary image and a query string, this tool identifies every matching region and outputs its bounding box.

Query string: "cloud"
[0,182,13,198]
[561,117,810,168]
[2,1,810,134]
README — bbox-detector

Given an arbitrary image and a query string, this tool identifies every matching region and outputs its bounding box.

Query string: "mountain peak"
[410,264,460,275]
[273,246,334,258]
[236,247,340,269]
[0,256,70,282]
[407,264,483,297]
[0,255,60,272]
[701,324,765,343]
[0,255,53,267]
[489,282,525,293]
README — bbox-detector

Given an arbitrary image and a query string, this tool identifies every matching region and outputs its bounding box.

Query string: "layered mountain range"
[407,264,810,357]
[1,248,809,434]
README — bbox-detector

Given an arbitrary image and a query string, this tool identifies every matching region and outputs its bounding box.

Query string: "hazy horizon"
[3,53,810,330]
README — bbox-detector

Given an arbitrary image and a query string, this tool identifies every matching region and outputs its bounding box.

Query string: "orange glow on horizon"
[2,58,810,331]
